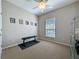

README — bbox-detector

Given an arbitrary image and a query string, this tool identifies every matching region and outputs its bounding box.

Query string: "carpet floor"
[2,41,71,59]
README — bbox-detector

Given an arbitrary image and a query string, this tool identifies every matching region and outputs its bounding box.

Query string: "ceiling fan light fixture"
[33,0,49,12]
[38,2,46,9]
[34,0,48,3]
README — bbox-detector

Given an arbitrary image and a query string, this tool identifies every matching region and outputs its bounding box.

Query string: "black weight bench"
[22,36,37,45]
[18,36,39,50]
[75,40,79,55]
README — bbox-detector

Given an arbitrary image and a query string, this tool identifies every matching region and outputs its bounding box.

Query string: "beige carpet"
[2,41,71,59]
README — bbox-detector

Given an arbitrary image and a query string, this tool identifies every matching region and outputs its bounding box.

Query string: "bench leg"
[23,40,26,46]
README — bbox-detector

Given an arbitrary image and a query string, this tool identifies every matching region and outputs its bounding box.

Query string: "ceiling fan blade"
[32,6,38,9]
[26,0,32,2]
[46,5,53,8]
[34,0,48,2]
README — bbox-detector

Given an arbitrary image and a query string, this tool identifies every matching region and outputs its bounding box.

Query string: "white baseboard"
[39,38,72,47]
[53,40,72,47]
[2,42,21,50]
[2,39,35,49]
[2,39,72,49]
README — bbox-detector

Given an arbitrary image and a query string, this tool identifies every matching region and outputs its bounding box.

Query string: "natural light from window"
[45,17,55,38]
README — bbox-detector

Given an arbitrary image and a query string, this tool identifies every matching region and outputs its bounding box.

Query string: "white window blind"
[45,17,55,38]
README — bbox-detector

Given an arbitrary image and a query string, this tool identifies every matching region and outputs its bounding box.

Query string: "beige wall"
[38,2,79,45]
[75,2,79,41]
[2,0,38,49]
[76,2,79,27]
[77,1,79,17]
[0,0,2,58]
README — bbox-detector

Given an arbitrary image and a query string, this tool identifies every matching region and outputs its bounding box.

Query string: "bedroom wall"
[75,1,79,41]
[38,2,78,45]
[77,1,79,17]
[2,0,38,49]
[77,2,79,29]
[0,0,2,58]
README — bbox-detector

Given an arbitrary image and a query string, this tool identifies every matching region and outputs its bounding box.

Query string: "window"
[45,17,55,38]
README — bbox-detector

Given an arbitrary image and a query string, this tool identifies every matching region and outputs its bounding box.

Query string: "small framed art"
[10,17,16,23]
[30,22,33,26]
[25,21,29,25]
[35,23,37,26]
[19,19,23,24]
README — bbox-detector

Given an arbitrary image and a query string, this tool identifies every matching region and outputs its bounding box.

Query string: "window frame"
[44,17,56,38]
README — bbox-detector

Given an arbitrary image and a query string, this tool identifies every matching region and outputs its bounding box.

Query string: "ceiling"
[6,0,78,16]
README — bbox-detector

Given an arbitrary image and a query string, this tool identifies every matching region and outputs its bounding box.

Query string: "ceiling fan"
[26,0,53,12]
[33,0,53,10]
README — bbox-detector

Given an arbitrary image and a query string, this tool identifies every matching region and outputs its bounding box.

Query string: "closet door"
[0,0,2,59]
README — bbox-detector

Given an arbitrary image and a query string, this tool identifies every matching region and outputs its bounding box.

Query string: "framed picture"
[19,19,23,24]
[30,22,33,26]
[35,23,37,26]
[10,17,16,23]
[25,21,29,25]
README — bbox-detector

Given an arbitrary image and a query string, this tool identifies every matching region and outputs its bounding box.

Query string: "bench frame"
[22,36,37,45]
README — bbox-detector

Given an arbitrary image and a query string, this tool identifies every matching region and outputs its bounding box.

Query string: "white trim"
[2,42,20,50]
[2,38,73,49]
[0,47,2,59]
[2,39,35,49]
[53,40,73,47]
[39,38,72,47]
